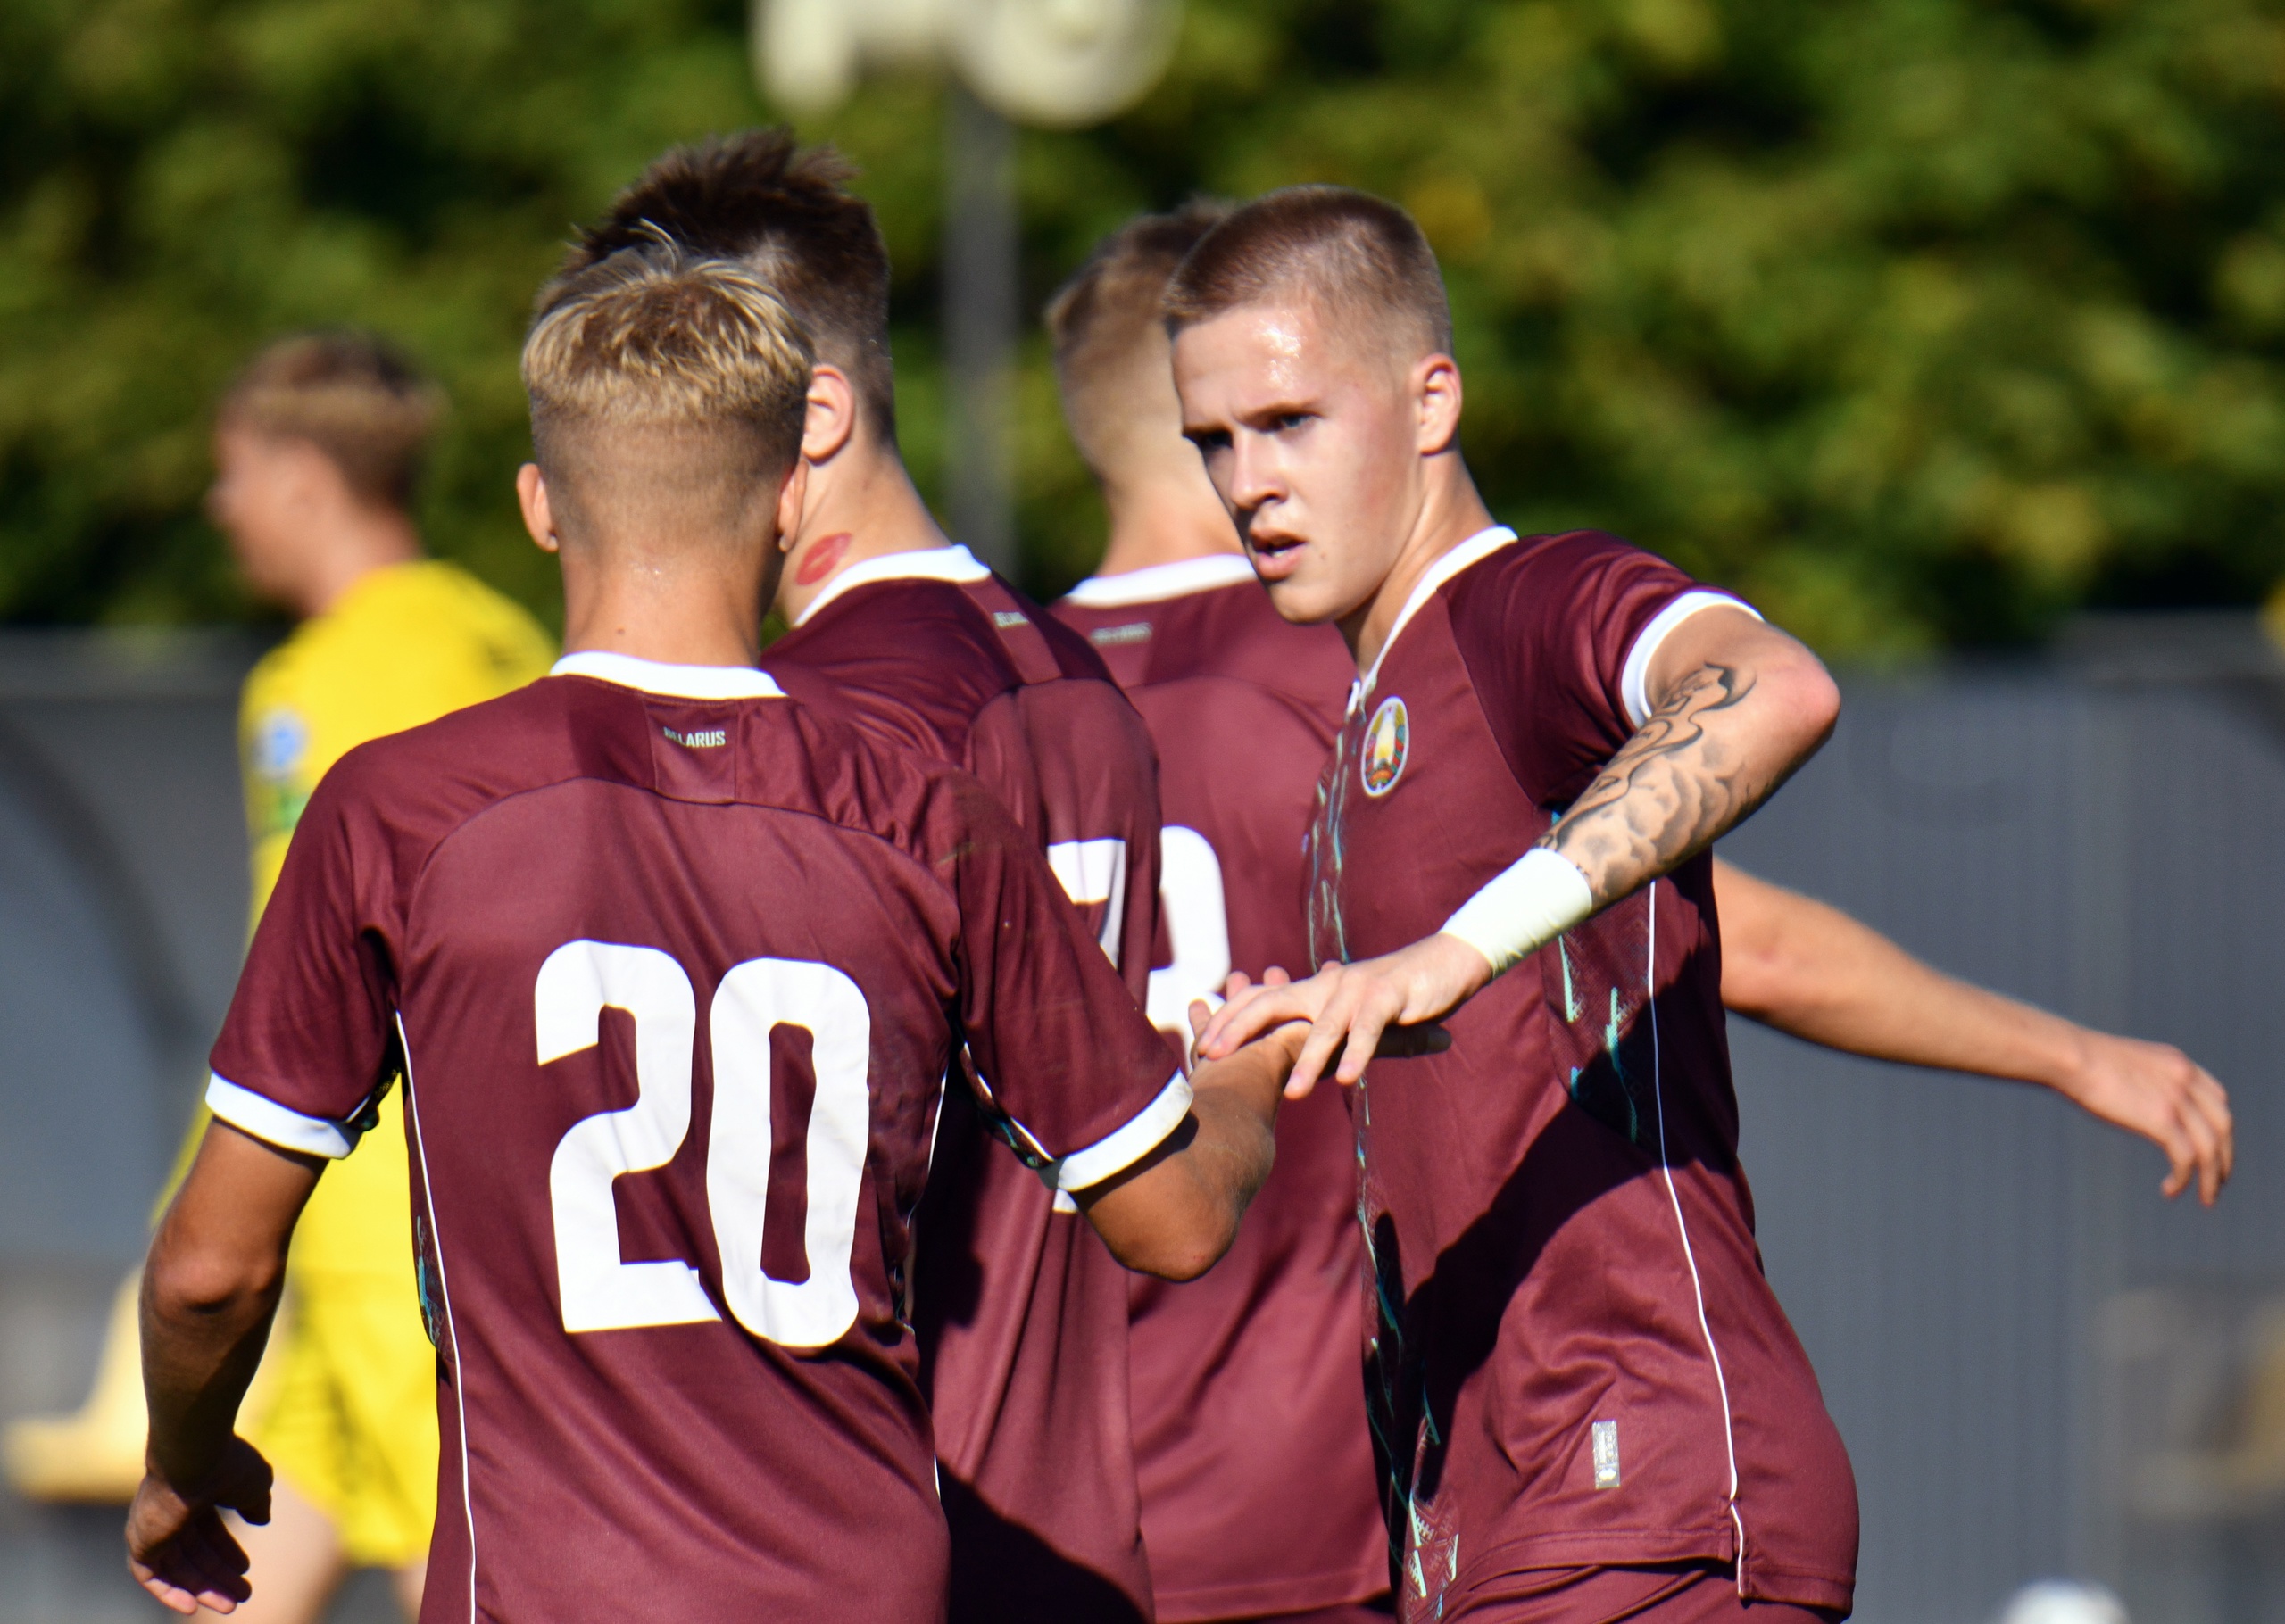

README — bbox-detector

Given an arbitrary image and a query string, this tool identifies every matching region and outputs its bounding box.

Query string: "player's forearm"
[1080,1034,1289,1280]
[140,1230,283,1486]
[1714,860,2084,1087]
[1177,1061,1283,1232]
[1545,634,1837,911]
[140,1123,315,1485]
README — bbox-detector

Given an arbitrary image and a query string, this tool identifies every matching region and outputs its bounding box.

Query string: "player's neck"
[561,550,770,671]
[774,441,951,624]
[295,508,423,619]
[1341,454,1498,674]
[1093,475,1242,579]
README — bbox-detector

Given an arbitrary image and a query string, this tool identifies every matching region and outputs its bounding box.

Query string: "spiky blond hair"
[526,242,812,441]
[523,243,815,547]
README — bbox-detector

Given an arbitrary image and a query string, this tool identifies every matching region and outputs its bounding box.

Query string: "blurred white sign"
[1998,1581,2129,1624]
[755,0,1182,128]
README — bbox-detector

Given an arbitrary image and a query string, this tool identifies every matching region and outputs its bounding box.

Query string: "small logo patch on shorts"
[1361,696,1409,797]
[1592,1419,1621,1489]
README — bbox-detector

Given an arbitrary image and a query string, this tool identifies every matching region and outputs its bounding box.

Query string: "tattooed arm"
[1545,608,1837,904]
[1194,606,1838,1096]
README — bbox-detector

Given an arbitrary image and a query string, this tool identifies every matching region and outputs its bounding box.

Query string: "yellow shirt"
[243,559,556,916]
[240,559,553,1277]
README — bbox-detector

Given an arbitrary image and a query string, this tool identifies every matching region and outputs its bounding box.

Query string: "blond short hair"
[1046,202,1230,474]
[218,333,442,510]
[525,243,813,451]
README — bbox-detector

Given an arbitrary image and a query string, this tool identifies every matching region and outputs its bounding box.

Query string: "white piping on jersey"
[1616,592,1762,728]
[1045,1071,1193,1193]
[1644,884,1748,1577]
[1060,552,1259,607]
[549,650,785,701]
[916,1066,955,1299]
[1349,526,1518,716]
[1347,533,1763,734]
[398,1014,480,1624]
[204,1073,363,1159]
[793,543,992,626]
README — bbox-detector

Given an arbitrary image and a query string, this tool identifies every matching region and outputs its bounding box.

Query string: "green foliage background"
[7,0,2285,651]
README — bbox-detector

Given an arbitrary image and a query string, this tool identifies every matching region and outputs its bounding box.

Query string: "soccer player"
[10,335,551,1622]
[1047,203,1387,1624]
[1168,185,1846,1621]
[555,132,1170,1622]
[127,244,1295,1623]
[1048,203,2234,1624]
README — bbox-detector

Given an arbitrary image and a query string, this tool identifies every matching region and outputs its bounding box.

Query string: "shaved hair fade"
[524,244,814,547]
[218,332,442,510]
[1046,200,1231,473]
[1163,185,1454,363]
[553,128,894,441]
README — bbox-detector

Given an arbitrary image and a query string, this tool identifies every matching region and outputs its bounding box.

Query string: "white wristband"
[1438,848,1595,978]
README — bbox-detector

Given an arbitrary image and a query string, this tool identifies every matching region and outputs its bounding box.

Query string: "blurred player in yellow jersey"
[5,334,552,1621]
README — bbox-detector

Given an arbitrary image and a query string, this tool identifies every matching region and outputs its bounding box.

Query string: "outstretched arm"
[1715,858,2234,1205]
[1198,606,1839,1095]
[1077,1005,1301,1280]
[129,1121,321,1615]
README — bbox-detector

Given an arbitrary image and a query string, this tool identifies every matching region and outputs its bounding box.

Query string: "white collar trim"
[794,543,992,626]
[551,650,785,701]
[1061,553,1259,608]
[1350,526,1519,716]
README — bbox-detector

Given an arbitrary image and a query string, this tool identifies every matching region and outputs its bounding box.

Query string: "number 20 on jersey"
[536,940,870,1351]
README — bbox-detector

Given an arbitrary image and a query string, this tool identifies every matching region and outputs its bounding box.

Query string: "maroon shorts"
[1446,1565,1846,1624]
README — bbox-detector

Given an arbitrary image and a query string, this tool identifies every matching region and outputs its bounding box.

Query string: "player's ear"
[773,458,810,555]
[1414,352,1463,459]
[517,463,560,554]
[802,364,859,467]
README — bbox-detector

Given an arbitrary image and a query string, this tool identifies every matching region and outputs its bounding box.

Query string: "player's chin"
[1255,564,1342,626]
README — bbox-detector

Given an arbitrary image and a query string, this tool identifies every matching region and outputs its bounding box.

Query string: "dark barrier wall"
[1724,614,2285,1624]
[0,631,261,1622]
[0,621,2278,1622]
[0,633,256,1264]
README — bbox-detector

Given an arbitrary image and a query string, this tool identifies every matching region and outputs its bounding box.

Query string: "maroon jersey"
[763,545,1166,1622]
[1054,555,1389,1621]
[1306,529,1857,1620]
[203,652,1191,1624]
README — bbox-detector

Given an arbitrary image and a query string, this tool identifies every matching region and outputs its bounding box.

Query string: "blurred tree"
[5,0,2285,651]
[0,0,769,629]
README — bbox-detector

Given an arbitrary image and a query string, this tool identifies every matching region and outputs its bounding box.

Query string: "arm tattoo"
[1541,661,1791,903]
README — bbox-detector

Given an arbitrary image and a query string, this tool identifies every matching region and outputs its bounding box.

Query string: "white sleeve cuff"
[1619,591,1761,727]
[1045,1072,1194,1193]
[205,1073,362,1160]
[1439,849,1595,979]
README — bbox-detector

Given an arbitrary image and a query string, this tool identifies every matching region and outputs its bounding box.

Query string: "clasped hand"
[1190,934,1491,1098]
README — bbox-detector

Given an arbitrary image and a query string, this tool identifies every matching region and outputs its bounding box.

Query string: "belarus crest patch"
[1361,696,1409,797]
